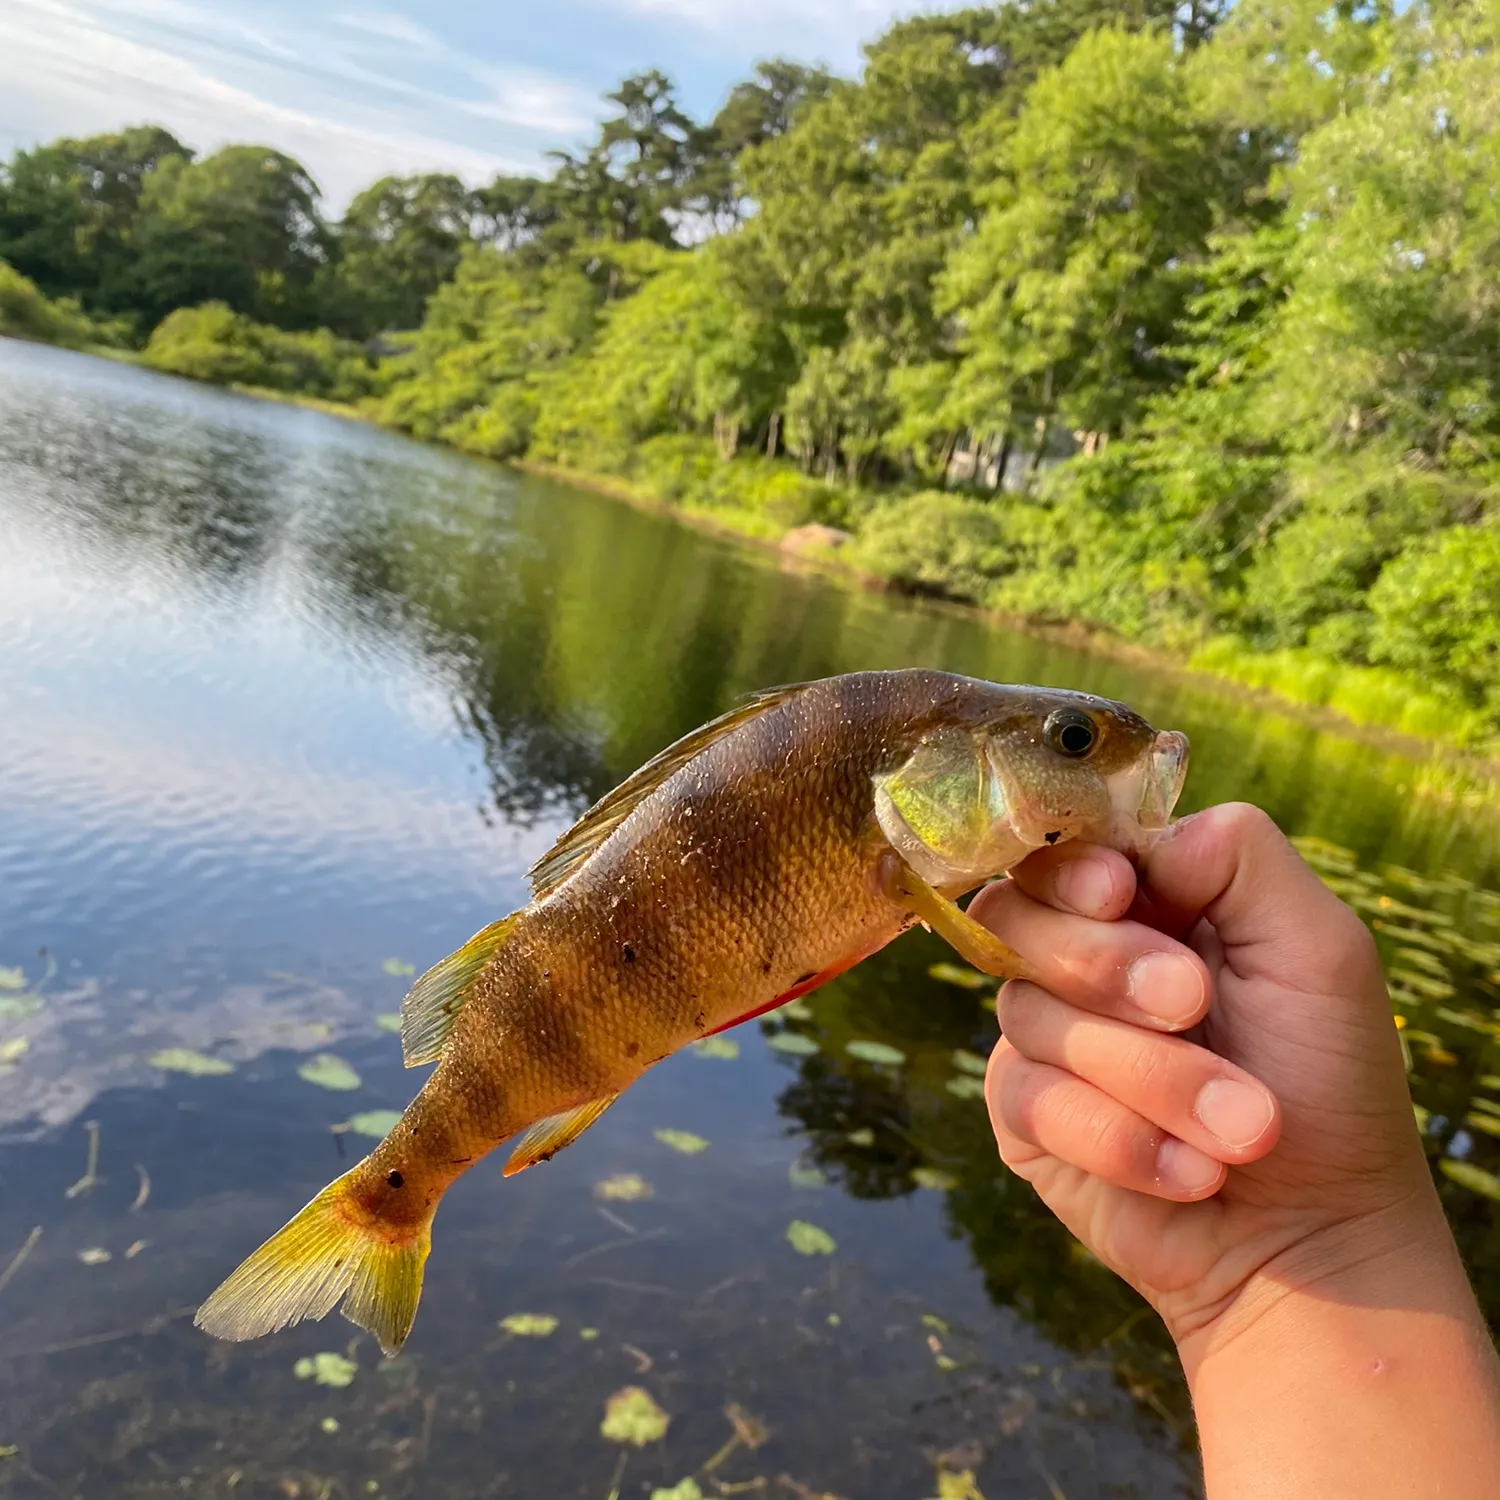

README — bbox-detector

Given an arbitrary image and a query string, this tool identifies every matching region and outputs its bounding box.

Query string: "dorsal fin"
[526,683,810,900]
[502,1094,620,1176]
[400,914,519,1067]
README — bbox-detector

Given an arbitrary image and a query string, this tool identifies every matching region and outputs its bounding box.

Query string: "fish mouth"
[1138,730,1189,830]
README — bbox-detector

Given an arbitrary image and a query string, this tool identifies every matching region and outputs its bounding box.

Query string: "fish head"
[874,686,1189,888]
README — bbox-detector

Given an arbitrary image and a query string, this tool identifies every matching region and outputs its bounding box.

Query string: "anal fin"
[879,854,1041,982]
[503,1095,619,1176]
[401,914,520,1068]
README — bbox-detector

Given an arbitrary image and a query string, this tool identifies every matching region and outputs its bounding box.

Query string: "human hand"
[971,802,1450,1366]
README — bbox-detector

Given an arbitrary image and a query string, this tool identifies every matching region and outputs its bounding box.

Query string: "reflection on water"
[1,337,1498,1499]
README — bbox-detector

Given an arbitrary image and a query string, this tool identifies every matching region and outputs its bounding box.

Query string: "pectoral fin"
[401,915,519,1068]
[880,855,1040,982]
[503,1095,620,1176]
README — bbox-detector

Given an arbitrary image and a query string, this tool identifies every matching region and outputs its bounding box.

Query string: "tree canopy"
[4,0,1499,745]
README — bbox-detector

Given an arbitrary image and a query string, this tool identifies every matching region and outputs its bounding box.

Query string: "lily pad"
[651,1482,703,1500]
[767,1031,818,1056]
[0,1038,29,1066]
[298,1054,361,1091]
[946,1075,987,1101]
[579,1326,599,1340]
[294,1352,357,1388]
[788,1159,827,1189]
[846,1040,906,1067]
[911,1166,958,1191]
[846,1127,875,1147]
[596,1172,653,1201]
[500,1313,558,1337]
[654,1128,709,1155]
[928,963,991,991]
[0,994,42,1021]
[780,999,814,1022]
[320,1417,340,1434]
[950,1049,989,1077]
[77,1247,111,1265]
[345,1110,402,1139]
[786,1219,837,1256]
[382,958,416,977]
[690,1036,739,1060]
[149,1047,233,1076]
[1441,1159,1500,1200]
[935,1467,986,1499]
[0,968,26,990]
[375,1012,402,1033]
[600,1385,669,1446]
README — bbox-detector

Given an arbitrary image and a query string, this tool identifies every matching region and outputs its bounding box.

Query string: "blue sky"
[0,0,920,210]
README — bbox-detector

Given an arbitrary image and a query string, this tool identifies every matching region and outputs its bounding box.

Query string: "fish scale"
[195,668,1188,1353]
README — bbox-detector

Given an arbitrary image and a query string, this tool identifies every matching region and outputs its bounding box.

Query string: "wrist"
[1174,1188,1478,1382]
[1176,1194,1500,1500]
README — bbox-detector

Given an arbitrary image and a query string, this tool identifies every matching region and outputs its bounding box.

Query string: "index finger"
[1008,843,1138,921]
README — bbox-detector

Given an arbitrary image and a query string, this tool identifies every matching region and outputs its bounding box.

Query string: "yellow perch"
[197,669,1188,1353]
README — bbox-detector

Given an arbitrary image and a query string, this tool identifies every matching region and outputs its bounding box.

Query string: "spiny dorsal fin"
[527,683,810,900]
[400,914,519,1068]
[502,1094,620,1176]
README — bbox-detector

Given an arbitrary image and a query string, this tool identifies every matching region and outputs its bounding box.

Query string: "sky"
[0,0,920,210]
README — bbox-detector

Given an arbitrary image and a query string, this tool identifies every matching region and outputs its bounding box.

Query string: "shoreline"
[18,342,1499,795]
[507,459,1500,797]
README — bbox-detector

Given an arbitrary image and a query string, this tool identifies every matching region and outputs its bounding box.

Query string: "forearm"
[1182,1210,1500,1500]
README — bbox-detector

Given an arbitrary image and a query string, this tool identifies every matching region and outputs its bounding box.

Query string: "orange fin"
[703,948,876,1037]
[526,684,810,899]
[880,855,1040,981]
[503,1094,620,1176]
[401,914,519,1068]
[195,1167,431,1356]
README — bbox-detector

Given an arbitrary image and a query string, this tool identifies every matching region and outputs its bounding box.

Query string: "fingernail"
[1127,952,1204,1026]
[1195,1078,1275,1151]
[1156,1137,1221,1194]
[1055,858,1114,915]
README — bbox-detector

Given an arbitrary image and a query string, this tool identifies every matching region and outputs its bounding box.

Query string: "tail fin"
[195,1170,431,1356]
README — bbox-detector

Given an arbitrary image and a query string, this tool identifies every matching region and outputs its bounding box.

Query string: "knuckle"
[1090,1108,1152,1181]
[1120,1039,1174,1101]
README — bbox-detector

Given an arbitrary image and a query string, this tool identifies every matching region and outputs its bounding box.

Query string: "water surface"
[2,338,1498,1499]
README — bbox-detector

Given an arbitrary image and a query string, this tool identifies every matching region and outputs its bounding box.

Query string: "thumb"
[1136,803,1383,1002]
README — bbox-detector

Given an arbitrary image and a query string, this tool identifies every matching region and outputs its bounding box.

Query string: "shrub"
[848,492,1015,602]
[143,303,381,402]
[0,259,101,348]
[1367,525,1500,720]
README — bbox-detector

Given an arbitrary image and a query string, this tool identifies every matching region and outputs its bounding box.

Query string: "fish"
[195,668,1188,1354]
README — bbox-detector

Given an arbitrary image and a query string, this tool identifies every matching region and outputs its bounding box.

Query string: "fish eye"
[1044,709,1097,759]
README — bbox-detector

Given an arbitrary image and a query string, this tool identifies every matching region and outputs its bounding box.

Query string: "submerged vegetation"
[3,1,1499,751]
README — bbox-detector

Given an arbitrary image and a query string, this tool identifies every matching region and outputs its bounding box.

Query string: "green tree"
[130,145,329,327]
[941,25,1240,459]
[325,173,474,336]
[0,125,190,310]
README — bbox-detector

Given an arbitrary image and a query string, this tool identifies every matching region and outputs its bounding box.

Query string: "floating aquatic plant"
[298,1054,361,1091]
[654,1128,709,1155]
[846,1039,905,1066]
[294,1352,357,1388]
[149,1048,233,1076]
[500,1313,558,1337]
[786,1219,836,1255]
[690,1035,739,1059]
[767,1031,818,1056]
[600,1385,669,1446]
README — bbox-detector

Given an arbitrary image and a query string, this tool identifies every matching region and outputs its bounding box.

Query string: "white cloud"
[333,9,445,50]
[0,0,598,207]
[609,0,903,49]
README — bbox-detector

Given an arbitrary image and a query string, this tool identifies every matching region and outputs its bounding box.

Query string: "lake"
[2,336,1498,1500]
